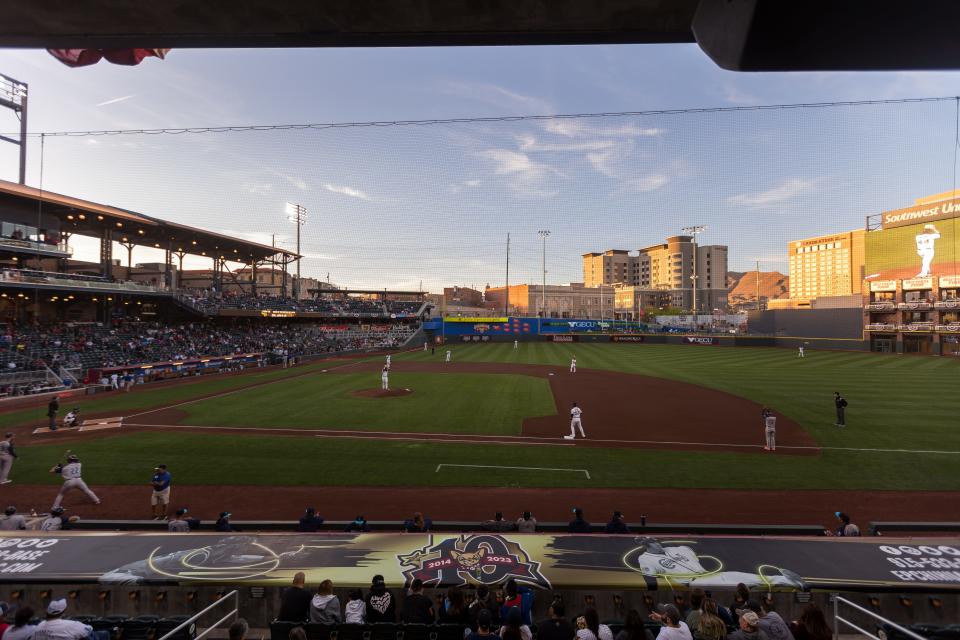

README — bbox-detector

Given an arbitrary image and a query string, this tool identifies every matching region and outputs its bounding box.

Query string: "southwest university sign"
[882,196,960,229]
[0,532,959,591]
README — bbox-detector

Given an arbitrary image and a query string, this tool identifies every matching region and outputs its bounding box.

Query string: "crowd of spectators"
[179,290,426,317]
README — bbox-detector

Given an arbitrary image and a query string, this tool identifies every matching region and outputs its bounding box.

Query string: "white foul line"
[436,463,591,479]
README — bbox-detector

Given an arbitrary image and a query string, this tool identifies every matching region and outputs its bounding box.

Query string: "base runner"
[564,402,586,440]
[51,453,101,509]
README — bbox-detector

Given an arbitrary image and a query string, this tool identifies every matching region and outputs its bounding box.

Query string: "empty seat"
[306,623,337,640]
[369,623,401,640]
[121,618,154,640]
[432,624,465,640]
[154,616,196,640]
[336,624,370,640]
[402,624,431,640]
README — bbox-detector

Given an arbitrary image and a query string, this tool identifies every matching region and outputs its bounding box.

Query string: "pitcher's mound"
[351,388,413,399]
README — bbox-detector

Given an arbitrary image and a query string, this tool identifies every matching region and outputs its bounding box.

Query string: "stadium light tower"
[0,73,28,184]
[538,229,551,318]
[285,202,307,299]
[682,225,707,315]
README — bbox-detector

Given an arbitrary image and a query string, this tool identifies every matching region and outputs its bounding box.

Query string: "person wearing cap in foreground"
[481,511,515,532]
[50,453,100,510]
[216,511,237,532]
[40,507,76,532]
[150,464,172,520]
[35,598,110,640]
[168,508,192,533]
[736,600,794,640]
[728,610,769,640]
[568,507,592,533]
[0,506,26,531]
[647,604,692,640]
[604,510,630,534]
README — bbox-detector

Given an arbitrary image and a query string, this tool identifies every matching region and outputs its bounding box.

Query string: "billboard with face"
[865,217,960,282]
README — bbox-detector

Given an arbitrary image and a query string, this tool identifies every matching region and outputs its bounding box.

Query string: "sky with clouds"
[1,45,960,291]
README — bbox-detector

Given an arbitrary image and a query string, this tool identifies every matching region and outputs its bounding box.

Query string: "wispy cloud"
[440,81,554,114]
[477,149,562,198]
[727,178,817,208]
[242,183,273,196]
[517,134,615,153]
[323,183,371,200]
[96,95,135,107]
[543,119,662,138]
[629,174,670,192]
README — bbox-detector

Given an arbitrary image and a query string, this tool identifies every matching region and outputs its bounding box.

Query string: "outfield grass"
[177,372,555,434]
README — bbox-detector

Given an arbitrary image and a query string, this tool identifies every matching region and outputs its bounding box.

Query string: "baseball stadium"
[0,6,958,640]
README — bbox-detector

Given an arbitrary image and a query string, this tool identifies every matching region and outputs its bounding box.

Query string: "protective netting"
[14,98,960,289]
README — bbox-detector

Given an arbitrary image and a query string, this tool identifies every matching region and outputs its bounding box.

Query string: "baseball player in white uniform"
[798,345,804,358]
[423,342,428,352]
[0,432,17,484]
[570,357,577,373]
[762,408,777,451]
[51,454,101,509]
[564,402,585,439]
[386,354,391,368]
[513,340,518,349]
[381,365,390,390]
[445,350,451,363]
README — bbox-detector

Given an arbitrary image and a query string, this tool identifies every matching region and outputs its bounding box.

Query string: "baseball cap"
[573,507,583,516]
[613,510,623,519]
[219,511,231,518]
[51,507,65,515]
[156,464,167,469]
[740,611,760,627]
[4,506,14,516]
[47,599,67,615]
[657,603,680,622]
[175,508,188,516]
[736,600,762,616]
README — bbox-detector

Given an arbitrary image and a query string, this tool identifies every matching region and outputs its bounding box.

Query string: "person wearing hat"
[344,515,370,533]
[482,511,515,532]
[0,432,17,484]
[0,506,26,531]
[647,604,692,640]
[831,512,860,537]
[36,599,101,640]
[516,511,537,533]
[62,407,82,429]
[604,511,630,534]
[728,610,769,640]
[216,511,237,532]
[168,508,191,533]
[365,574,396,623]
[40,507,73,532]
[150,464,172,520]
[50,453,100,510]
[739,600,794,640]
[466,608,497,640]
[297,507,324,532]
[568,508,592,533]
[46,396,59,430]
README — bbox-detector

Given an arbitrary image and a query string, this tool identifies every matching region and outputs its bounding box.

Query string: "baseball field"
[2,342,959,525]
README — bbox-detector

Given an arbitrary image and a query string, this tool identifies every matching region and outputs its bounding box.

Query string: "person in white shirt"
[34,599,100,640]
[575,609,614,640]
[5,606,39,640]
[445,350,451,363]
[50,454,101,509]
[798,345,804,358]
[109,373,119,390]
[40,507,68,531]
[648,604,693,640]
[570,357,577,373]
[381,366,390,391]
[564,402,585,440]
[0,506,26,530]
[63,409,82,429]
[514,340,518,349]
[385,355,391,368]
[763,409,777,452]
[0,432,17,483]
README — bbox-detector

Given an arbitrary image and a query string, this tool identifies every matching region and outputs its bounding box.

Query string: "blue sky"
[0,45,959,290]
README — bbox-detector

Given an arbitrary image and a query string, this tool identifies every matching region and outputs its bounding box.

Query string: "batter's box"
[32,417,123,435]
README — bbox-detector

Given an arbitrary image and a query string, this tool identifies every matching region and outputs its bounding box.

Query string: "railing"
[158,589,238,640]
[59,366,81,384]
[897,301,933,310]
[865,324,897,331]
[865,302,897,311]
[935,299,960,309]
[0,237,71,257]
[0,270,166,293]
[898,323,935,332]
[831,594,926,640]
[936,324,960,332]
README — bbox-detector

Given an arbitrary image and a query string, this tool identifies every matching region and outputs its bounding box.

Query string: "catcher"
[50,452,101,510]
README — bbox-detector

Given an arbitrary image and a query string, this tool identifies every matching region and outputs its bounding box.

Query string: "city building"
[786,230,865,302]
[485,283,614,319]
[582,235,728,313]
[863,190,960,355]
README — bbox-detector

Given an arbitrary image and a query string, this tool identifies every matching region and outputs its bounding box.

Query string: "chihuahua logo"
[398,535,550,588]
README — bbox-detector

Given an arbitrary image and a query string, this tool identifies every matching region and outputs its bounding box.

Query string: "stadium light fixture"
[681,225,707,314]
[538,230,550,318]
[286,202,307,299]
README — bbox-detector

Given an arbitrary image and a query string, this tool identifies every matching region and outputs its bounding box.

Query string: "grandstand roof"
[0,179,298,263]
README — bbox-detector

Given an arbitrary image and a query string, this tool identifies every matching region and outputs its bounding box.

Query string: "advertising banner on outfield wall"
[0,533,958,591]
[684,337,719,345]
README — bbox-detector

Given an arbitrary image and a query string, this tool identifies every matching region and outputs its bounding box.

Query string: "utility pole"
[505,233,510,316]
[285,203,307,299]
[682,225,706,315]
[538,230,550,318]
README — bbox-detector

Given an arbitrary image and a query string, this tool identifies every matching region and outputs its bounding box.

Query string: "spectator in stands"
[288,629,306,640]
[728,584,750,623]
[310,580,342,624]
[344,589,366,624]
[536,601,574,640]
[481,511,514,532]
[466,609,497,640]
[728,612,766,640]
[694,600,726,640]
[789,604,831,640]
[831,512,860,537]
[35,598,108,640]
[501,607,533,640]
[401,578,435,623]
[745,601,794,640]
[215,511,237,532]
[0,602,10,637]
[403,512,432,532]
[604,511,630,534]
[297,507,324,532]
[228,619,248,640]
[5,606,37,640]
[648,604,692,640]
[516,511,537,533]
[168,508,192,532]
[345,515,370,532]
[0,506,26,531]
[575,608,611,640]
[365,574,396,623]
[439,587,470,626]
[278,572,312,622]
[568,508,592,533]
[685,589,705,630]
[468,585,499,630]
[500,579,533,626]
[616,610,654,640]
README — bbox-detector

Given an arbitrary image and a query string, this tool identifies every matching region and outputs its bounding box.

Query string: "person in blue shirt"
[151,464,172,520]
